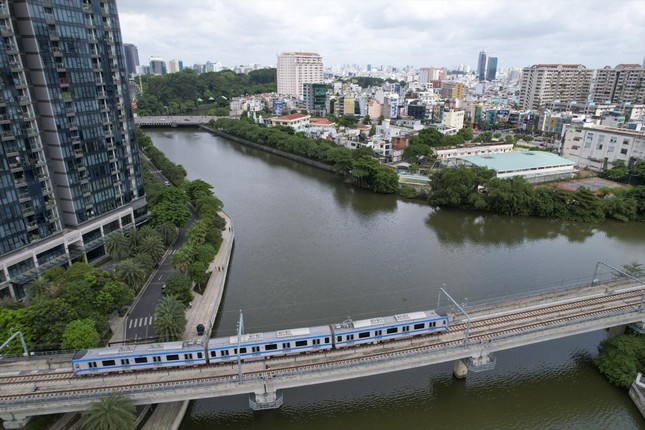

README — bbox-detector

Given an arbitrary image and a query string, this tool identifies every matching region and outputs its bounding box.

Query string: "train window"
[431,321,436,327]
[197,353,203,359]
[234,347,247,354]
[265,344,277,351]
[222,349,229,356]
[283,342,291,348]
[167,354,179,361]
[89,362,97,368]
[210,351,217,358]
[337,336,342,342]
[387,327,397,334]
[358,332,370,339]
[102,360,116,367]
[375,330,382,336]
[251,346,260,353]
[153,356,161,363]
[313,339,320,345]
[402,326,410,332]
[120,359,130,365]
[134,357,147,364]
[184,354,193,360]
[325,337,330,343]
[347,334,354,340]
[414,323,425,330]
[295,340,307,347]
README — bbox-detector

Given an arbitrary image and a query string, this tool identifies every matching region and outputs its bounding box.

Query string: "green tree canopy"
[154,295,186,342]
[61,319,99,350]
[164,273,193,307]
[82,392,136,430]
[596,334,645,389]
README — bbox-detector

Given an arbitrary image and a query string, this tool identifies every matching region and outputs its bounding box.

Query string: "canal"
[144,129,645,429]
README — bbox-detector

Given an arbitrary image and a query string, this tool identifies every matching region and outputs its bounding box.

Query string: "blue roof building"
[457,151,575,183]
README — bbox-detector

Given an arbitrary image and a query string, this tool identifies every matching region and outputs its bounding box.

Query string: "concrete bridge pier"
[606,324,627,338]
[0,413,31,429]
[453,352,497,379]
[249,385,284,411]
[628,321,645,334]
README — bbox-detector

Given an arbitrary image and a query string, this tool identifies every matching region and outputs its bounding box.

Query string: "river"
[144,129,645,429]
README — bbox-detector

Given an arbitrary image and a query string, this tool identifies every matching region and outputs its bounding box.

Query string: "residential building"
[591,64,645,105]
[519,64,593,110]
[149,57,166,75]
[561,123,645,172]
[434,143,513,161]
[167,59,181,74]
[442,110,465,130]
[384,94,399,119]
[487,57,498,81]
[302,83,327,116]
[477,50,487,82]
[123,43,139,76]
[270,113,311,131]
[0,0,147,299]
[440,81,464,99]
[277,52,324,98]
[367,100,383,120]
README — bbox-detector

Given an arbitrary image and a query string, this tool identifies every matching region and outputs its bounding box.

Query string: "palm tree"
[154,295,186,342]
[138,235,165,264]
[26,276,56,302]
[155,222,177,247]
[125,228,142,254]
[103,232,129,260]
[82,392,136,430]
[115,259,146,292]
[171,246,193,272]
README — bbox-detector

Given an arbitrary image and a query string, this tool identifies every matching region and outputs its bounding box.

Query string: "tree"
[456,127,473,142]
[116,259,147,292]
[372,166,399,194]
[95,281,133,315]
[61,319,99,350]
[164,273,193,307]
[103,233,129,260]
[409,128,444,147]
[171,246,193,272]
[155,222,178,247]
[603,159,628,181]
[138,234,165,263]
[189,261,210,288]
[154,295,186,342]
[26,276,56,302]
[596,334,645,389]
[631,161,645,179]
[82,392,136,430]
[27,298,75,349]
[403,144,432,162]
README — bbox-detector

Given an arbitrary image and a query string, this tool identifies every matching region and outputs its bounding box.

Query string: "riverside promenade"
[139,211,234,430]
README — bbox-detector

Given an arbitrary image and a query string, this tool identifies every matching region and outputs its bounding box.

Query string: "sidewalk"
[141,211,233,430]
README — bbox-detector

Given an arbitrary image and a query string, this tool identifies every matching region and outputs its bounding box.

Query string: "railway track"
[1,289,642,404]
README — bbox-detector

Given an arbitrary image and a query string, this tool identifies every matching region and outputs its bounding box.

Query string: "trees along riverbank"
[210,118,400,194]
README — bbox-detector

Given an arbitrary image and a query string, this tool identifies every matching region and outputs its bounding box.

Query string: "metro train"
[72,309,449,376]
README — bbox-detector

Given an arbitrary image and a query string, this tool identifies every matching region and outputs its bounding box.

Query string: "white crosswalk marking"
[128,319,133,329]
[127,315,154,331]
[138,317,143,327]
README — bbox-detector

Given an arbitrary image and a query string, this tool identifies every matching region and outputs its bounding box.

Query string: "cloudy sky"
[116,0,645,71]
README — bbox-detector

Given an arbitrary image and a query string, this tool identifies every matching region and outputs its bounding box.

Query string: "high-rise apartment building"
[277,52,324,98]
[477,50,487,82]
[440,81,465,99]
[149,57,165,75]
[591,64,645,105]
[0,0,147,299]
[302,83,327,116]
[487,57,498,81]
[122,43,139,76]
[519,64,594,110]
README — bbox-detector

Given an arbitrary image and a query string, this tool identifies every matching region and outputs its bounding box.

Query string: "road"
[124,155,197,342]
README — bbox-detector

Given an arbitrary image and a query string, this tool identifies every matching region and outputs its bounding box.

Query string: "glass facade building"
[0,0,146,299]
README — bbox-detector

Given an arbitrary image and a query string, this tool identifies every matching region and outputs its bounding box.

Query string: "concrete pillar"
[453,359,468,379]
[0,414,31,429]
[606,325,627,339]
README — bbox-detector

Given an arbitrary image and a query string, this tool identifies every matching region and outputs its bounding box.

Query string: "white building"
[277,52,324,98]
[434,143,513,161]
[442,110,465,130]
[562,123,645,172]
[519,64,593,110]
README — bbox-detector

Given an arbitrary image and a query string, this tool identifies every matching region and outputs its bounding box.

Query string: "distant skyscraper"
[123,43,139,76]
[0,0,146,299]
[477,50,487,82]
[149,57,166,75]
[277,52,324,98]
[487,57,498,81]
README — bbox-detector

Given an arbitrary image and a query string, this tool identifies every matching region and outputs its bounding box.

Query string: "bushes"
[596,334,645,389]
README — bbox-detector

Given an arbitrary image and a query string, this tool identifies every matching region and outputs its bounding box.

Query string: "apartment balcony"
[59,77,69,86]
[1,130,14,141]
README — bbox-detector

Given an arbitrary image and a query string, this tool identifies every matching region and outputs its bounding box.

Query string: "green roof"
[459,151,574,173]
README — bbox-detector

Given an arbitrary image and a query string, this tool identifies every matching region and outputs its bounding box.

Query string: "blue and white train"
[72,309,448,376]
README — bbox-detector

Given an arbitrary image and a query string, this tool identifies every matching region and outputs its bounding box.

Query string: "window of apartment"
[607,146,615,153]
[596,144,603,150]
[620,148,628,155]
[623,138,630,145]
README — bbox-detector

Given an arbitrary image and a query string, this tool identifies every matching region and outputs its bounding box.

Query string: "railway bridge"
[1,267,644,428]
[133,115,221,128]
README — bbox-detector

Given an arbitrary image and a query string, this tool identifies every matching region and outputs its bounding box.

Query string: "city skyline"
[117,0,645,70]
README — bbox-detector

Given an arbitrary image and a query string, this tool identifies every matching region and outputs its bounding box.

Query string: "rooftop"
[274,113,310,121]
[459,151,574,172]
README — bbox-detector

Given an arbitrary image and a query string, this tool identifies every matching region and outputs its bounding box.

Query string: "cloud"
[116,0,645,69]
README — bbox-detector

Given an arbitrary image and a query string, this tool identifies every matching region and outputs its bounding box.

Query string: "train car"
[72,340,207,376]
[206,325,333,364]
[331,309,448,349]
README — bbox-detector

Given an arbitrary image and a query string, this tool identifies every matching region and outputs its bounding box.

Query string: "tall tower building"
[487,57,498,81]
[277,52,324,98]
[477,50,487,82]
[591,64,645,105]
[122,43,139,76]
[149,57,165,75]
[519,64,594,110]
[0,0,147,299]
